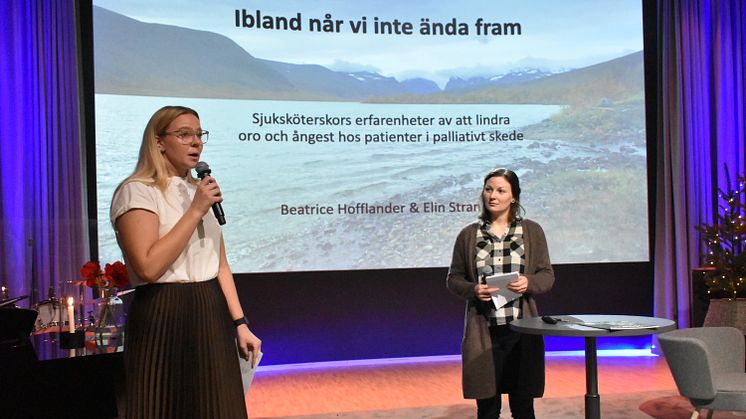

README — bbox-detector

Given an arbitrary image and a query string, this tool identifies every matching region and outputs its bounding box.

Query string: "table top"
[510,314,676,337]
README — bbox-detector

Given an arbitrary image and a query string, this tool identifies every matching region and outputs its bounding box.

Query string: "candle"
[67,297,75,357]
[67,297,75,333]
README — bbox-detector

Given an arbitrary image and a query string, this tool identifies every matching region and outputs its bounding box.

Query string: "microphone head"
[195,161,211,179]
[480,265,493,276]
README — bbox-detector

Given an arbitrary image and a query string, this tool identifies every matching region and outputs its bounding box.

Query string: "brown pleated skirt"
[124,279,247,419]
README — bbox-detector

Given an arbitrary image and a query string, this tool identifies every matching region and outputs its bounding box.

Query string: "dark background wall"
[235,262,653,365]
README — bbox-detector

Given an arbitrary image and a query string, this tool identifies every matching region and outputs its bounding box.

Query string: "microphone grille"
[195,161,210,178]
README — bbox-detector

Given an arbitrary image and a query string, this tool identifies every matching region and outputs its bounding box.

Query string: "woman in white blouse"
[111,105,260,419]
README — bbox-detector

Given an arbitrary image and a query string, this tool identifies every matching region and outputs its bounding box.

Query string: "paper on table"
[239,350,263,395]
[579,321,659,331]
[484,271,521,308]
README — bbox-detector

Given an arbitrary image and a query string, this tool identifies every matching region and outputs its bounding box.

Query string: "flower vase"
[93,291,124,352]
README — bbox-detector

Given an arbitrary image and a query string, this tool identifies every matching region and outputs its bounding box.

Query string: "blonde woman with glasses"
[111,105,260,419]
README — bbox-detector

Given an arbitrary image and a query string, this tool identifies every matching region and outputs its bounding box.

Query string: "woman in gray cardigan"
[447,168,554,419]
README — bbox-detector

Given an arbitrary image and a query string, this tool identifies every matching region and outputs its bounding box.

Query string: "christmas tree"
[697,165,746,299]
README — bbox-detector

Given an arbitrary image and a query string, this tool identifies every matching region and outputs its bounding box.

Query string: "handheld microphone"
[195,161,226,225]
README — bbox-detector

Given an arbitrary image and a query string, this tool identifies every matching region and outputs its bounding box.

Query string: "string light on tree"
[697,164,746,299]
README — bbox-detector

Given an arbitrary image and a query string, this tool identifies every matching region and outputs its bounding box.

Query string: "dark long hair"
[478,168,523,222]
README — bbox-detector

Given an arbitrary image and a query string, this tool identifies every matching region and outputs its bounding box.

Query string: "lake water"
[95,94,647,272]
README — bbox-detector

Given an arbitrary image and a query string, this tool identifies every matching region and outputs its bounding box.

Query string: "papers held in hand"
[240,350,263,395]
[484,271,521,308]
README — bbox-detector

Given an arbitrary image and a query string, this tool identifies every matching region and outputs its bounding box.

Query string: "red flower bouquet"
[79,261,129,297]
[79,261,129,350]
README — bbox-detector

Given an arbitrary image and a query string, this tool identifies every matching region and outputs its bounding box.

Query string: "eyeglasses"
[161,129,209,144]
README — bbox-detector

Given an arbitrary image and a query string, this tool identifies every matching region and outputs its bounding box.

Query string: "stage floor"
[247,354,677,418]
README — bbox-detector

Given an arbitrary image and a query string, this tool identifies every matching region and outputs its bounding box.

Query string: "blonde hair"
[117,105,200,194]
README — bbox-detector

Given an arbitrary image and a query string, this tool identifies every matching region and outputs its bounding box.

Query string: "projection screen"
[93,0,649,273]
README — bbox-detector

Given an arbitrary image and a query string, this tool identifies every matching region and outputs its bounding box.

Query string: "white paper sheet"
[240,350,263,395]
[484,271,521,308]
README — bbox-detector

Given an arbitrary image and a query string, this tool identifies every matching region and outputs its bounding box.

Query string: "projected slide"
[93,0,649,272]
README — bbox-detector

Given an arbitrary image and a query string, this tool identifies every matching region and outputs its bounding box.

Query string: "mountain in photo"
[93,6,440,101]
[93,5,641,106]
[444,69,561,92]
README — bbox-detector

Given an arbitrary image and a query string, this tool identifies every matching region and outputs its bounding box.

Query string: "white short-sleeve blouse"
[110,177,221,287]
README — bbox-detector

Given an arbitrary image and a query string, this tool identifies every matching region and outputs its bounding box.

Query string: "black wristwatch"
[233,316,248,328]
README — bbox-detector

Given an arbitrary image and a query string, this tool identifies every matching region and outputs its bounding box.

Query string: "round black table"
[510,314,676,419]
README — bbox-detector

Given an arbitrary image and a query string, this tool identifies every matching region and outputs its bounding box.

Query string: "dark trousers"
[476,325,536,419]
[477,394,535,419]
